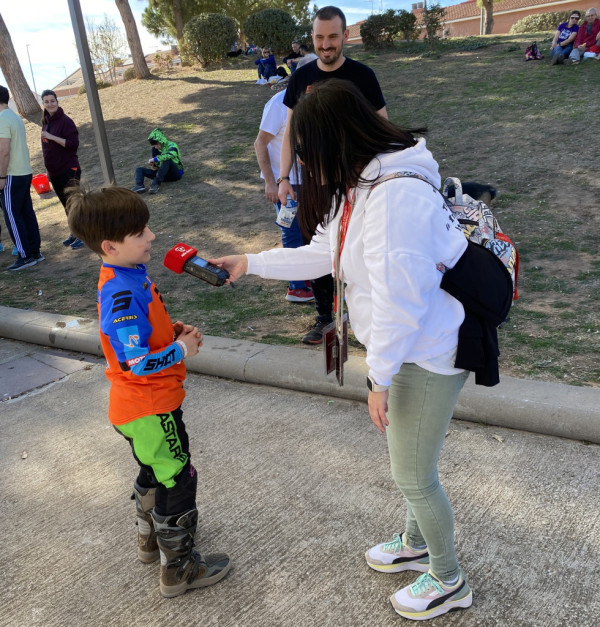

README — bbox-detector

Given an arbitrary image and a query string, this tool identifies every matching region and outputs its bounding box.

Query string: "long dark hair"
[290,79,427,240]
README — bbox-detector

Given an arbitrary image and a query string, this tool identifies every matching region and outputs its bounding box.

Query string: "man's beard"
[318,45,342,66]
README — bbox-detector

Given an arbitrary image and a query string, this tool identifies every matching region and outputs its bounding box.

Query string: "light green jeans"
[385,362,469,582]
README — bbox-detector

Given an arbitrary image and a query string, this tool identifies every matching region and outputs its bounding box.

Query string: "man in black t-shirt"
[277,5,387,345]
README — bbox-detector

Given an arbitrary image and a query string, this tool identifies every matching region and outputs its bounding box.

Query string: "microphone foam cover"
[163,242,198,274]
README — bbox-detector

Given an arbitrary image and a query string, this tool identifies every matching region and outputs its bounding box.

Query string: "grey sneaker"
[131,185,146,193]
[148,182,160,195]
[390,569,472,620]
[302,318,331,345]
[34,252,45,262]
[365,532,430,573]
[7,256,37,271]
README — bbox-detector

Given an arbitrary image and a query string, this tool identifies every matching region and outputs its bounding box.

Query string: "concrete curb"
[2,304,599,444]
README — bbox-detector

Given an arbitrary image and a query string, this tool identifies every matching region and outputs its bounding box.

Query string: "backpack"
[525,41,542,60]
[367,172,518,385]
[441,177,519,300]
[367,172,518,301]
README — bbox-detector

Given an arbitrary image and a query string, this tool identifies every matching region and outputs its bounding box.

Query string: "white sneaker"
[365,532,430,573]
[390,569,472,621]
[256,78,267,85]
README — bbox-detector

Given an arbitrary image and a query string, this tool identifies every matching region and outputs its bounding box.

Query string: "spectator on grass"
[549,11,580,64]
[295,45,318,71]
[283,41,301,71]
[41,89,83,249]
[255,47,277,84]
[0,84,43,271]
[277,5,387,345]
[568,8,600,63]
[131,128,184,196]
[253,89,314,303]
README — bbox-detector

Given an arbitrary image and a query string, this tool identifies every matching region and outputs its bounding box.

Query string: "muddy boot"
[152,508,231,598]
[133,481,159,564]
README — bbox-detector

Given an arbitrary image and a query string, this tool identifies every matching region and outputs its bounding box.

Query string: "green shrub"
[294,22,313,47]
[78,80,113,95]
[123,67,136,82]
[398,10,419,42]
[244,9,297,54]
[184,13,237,66]
[361,10,401,49]
[510,11,578,34]
[422,3,446,51]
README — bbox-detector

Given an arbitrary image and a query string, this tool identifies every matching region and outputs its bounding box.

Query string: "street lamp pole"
[26,44,38,96]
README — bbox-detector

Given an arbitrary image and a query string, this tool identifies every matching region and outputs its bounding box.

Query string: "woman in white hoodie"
[211,79,473,621]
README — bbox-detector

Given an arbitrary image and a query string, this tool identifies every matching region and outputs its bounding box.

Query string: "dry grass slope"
[3,35,599,386]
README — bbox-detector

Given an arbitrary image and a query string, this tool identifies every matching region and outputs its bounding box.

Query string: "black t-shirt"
[283,57,386,111]
[283,50,302,64]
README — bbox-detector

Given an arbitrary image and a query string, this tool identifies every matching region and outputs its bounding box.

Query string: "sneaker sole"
[302,336,323,345]
[390,589,472,621]
[159,561,231,598]
[366,552,430,573]
[8,259,37,271]
[286,295,316,303]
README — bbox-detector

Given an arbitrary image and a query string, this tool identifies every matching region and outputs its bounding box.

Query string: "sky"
[1,1,455,95]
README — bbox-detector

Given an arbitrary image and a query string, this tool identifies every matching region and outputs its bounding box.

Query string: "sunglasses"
[570,16,580,20]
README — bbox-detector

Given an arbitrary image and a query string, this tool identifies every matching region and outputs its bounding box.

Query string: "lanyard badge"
[323,189,353,386]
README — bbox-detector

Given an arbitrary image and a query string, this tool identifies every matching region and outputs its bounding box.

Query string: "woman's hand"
[208,254,248,284]
[41,130,66,147]
[368,390,390,434]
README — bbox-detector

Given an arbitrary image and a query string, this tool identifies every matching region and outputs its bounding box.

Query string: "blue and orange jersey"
[97,263,186,425]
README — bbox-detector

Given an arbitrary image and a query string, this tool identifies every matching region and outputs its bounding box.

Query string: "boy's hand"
[208,255,248,283]
[173,320,195,339]
[177,326,203,358]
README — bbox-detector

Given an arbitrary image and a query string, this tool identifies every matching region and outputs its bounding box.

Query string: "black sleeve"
[356,65,386,111]
[283,73,301,109]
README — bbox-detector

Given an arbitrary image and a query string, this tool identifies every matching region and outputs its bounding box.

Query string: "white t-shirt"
[258,90,299,186]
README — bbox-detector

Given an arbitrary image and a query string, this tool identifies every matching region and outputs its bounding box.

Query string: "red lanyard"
[334,188,354,313]
[337,188,354,262]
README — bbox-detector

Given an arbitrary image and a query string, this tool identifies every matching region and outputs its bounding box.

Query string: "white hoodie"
[247,138,467,386]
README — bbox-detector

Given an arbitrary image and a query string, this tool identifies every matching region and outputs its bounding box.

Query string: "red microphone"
[164,242,229,286]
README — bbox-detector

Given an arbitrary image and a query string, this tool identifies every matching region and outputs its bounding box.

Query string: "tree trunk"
[115,0,151,79]
[0,13,41,122]
[481,0,494,34]
[172,0,185,42]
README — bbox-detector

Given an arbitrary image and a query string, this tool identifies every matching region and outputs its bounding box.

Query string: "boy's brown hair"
[67,186,150,256]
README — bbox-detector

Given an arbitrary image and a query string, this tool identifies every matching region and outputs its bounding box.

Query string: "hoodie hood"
[148,128,168,145]
[360,138,441,190]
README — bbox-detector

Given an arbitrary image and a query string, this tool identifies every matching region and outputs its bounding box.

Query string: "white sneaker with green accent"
[365,532,430,573]
[390,569,472,621]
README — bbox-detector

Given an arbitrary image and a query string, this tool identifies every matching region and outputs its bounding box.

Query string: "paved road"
[1,338,599,626]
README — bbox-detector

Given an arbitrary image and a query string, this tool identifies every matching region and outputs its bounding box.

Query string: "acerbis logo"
[112,315,138,323]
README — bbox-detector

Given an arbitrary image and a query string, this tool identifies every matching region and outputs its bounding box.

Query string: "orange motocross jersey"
[97,264,186,425]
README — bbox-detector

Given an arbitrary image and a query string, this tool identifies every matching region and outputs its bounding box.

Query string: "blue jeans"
[274,200,306,291]
[550,44,572,58]
[385,363,469,581]
[257,61,275,80]
[135,159,182,186]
